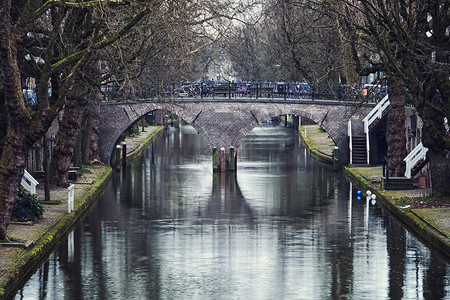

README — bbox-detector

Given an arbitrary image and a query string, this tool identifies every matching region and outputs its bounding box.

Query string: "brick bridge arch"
[99,100,372,165]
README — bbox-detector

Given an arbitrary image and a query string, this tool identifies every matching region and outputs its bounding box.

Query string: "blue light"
[357,196,361,200]
[356,190,362,195]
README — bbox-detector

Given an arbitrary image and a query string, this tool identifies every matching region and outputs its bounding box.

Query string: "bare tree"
[225,23,278,81]
[261,0,348,84]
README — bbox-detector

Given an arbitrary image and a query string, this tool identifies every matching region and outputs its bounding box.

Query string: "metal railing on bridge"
[101,81,388,104]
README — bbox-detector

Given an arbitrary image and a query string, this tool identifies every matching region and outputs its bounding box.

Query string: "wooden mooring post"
[212,147,218,172]
[115,145,121,169]
[220,147,226,172]
[121,142,127,166]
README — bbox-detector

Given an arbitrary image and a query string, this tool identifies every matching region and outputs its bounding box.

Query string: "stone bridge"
[99,98,373,169]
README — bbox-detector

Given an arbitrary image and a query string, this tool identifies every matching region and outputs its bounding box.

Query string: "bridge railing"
[363,94,390,164]
[101,82,387,104]
[363,94,390,132]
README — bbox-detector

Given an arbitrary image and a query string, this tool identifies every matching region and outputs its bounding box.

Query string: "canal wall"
[0,126,165,299]
[298,125,450,259]
[298,125,334,165]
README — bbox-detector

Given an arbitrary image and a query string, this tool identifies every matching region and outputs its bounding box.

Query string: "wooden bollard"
[115,145,121,169]
[332,146,339,171]
[212,147,218,172]
[122,142,127,166]
[229,146,235,172]
[220,147,226,172]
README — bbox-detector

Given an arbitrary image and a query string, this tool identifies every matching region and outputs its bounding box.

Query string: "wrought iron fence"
[101,81,388,104]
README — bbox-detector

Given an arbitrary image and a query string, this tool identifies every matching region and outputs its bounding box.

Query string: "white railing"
[21,170,39,194]
[363,94,390,164]
[348,119,353,164]
[68,184,75,213]
[404,142,428,178]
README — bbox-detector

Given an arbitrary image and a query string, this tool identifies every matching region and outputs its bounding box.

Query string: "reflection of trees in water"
[386,214,406,299]
[385,213,448,299]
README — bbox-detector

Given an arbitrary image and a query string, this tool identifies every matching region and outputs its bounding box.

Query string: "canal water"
[14,124,449,299]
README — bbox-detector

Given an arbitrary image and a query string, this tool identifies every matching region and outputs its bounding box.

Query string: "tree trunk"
[0,141,29,240]
[73,123,83,168]
[50,96,86,187]
[0,84,6,157]
[0,64,31,239]
[43,135,51,201]
[421,94,450,196]
[89,94,101,162]
[386,78,407,177]
[81,108,92,163]
[428,150,450,196]
[0,8,32,239]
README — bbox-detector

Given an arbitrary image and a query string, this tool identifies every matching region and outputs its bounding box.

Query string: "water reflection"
[14,124,449,300]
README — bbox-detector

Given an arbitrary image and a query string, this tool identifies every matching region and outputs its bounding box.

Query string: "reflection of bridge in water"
[99,88,379,171]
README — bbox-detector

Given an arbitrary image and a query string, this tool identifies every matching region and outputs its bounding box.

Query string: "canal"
[14,124,449,299]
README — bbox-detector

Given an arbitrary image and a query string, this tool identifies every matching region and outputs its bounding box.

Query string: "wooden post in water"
[220,147,226,172]
[229,146,236,172]
[293,115,299,129]
[212,147,218,172]
[332,146,339,171]
[122,142,127,166]
[115,145,121,169]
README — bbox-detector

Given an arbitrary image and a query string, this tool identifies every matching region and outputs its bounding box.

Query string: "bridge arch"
[99,101,162,164]
[99,100,372,166]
